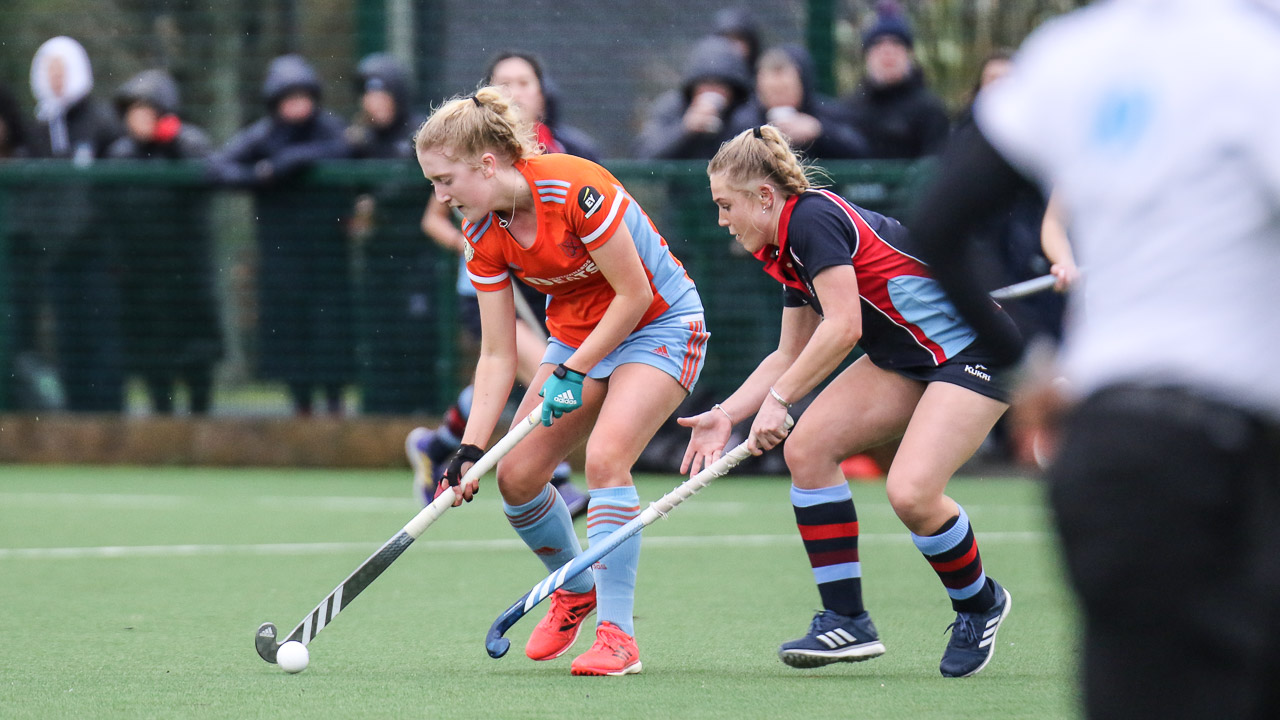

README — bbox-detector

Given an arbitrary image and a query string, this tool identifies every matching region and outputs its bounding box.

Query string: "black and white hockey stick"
[484,416,793,658]
[255,407,541,663]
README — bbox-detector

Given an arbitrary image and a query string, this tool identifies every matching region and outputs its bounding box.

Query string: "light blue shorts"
[543,309,710,392]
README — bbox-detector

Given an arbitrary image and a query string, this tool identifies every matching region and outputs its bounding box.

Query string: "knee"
[583,447,632,488]
[884,476,939,527]
[783,430,838,484]
[495,456,545,502]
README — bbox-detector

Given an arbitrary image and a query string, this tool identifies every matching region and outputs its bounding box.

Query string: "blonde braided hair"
[707,125,825,197]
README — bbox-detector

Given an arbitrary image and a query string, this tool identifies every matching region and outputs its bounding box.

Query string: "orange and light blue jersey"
[462,153,701,347]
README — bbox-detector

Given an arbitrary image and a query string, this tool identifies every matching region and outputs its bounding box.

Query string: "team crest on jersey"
[462,239,475,262]
[578,186,605,218]
[558,237,586,259]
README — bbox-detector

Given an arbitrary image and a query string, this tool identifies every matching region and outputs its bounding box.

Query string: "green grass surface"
[0,466,1081,719]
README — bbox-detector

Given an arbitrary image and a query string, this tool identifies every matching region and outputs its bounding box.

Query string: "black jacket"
[839,68,950,160]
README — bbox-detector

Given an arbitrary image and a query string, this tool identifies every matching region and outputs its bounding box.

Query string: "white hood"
[30,36,93,122]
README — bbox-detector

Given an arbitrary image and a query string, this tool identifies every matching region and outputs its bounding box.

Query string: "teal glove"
[539,363,585,426]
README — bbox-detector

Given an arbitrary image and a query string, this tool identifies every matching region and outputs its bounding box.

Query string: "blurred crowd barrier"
[0,158,923,416]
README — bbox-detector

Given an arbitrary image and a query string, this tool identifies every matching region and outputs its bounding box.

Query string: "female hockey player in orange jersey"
[414,86,708,676]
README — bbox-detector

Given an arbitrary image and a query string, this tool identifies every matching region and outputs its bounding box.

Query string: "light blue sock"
[504,485,593,594]
[587,485,642,636]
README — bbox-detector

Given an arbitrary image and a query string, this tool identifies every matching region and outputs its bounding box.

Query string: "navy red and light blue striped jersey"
[755,189,978,368]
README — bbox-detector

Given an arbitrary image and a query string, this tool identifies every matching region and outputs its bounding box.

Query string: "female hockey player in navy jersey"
[679,125,1013,678]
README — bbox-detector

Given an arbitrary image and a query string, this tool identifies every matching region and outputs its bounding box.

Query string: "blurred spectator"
[634,35,753,160]
[25,36,125,412]
[106,69,223,415]
[711,7,763,73]
[952,49,1013,131]
[839,2,950,159]
[485,51,600,162]
[207,54,353,417]
[729,44,869,160]
[345,52,435,414]
[0,84,30,158]
[955,49,1063,345]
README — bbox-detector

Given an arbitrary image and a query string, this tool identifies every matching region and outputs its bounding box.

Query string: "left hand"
[748,395,792,454]
[538,364,585,426]
[436,444,485,506]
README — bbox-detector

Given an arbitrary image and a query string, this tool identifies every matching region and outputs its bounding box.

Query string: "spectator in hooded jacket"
[634,35,754,160]
[345,52,436,415]
[208,54,353,417]
[711,7,763,73]
[106,69,223,415]
[25,36,125,412]
[729,45,869,160]
[838,3,950,160]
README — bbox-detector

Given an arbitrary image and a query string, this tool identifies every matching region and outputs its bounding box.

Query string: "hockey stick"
[255,406,541,663]
[484,415,793,658]
[989,273,1058,300]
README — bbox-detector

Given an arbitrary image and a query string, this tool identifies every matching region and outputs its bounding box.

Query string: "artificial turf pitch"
[0,466,1080,719]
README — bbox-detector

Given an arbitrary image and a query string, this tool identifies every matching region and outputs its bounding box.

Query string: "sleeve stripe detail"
[538,187,568,197]
[534,179,571,188]
[539,196,567,204]
[467,269,510,285]
[581,186,627,244]
[464,214,493,241]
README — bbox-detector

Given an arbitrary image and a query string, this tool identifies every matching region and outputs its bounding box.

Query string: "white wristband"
[712,403,734,423]
[769,386,793,409]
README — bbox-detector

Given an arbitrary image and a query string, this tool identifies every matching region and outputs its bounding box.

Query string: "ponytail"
[413,85,541,163]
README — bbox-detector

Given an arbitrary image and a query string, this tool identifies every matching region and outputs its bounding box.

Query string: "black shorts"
[872,345,1013,403]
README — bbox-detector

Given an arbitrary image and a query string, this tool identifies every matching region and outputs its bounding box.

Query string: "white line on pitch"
[0,531,1048,560]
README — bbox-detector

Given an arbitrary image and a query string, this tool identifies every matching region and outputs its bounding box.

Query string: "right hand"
[438,444,485,507]
[677,407,735,476]
[1049,262,1080,292]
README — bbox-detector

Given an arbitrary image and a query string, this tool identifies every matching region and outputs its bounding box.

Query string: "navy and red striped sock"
[911,505,996,613]
[791,483,864,618]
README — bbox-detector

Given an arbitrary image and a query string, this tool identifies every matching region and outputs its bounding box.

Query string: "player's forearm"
[771,317,860,406]
[564,287,651,372]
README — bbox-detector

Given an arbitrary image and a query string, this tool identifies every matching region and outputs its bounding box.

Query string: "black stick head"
[485,634,511,659]
[256,622,281,664]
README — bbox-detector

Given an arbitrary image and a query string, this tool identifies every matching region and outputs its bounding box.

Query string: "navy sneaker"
[551,462,588,519]
[778,610,886,668]
[939,579,1012,678]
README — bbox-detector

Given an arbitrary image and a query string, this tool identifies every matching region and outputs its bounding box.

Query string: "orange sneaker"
[570,622,642,676]
[524,587,596,661]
